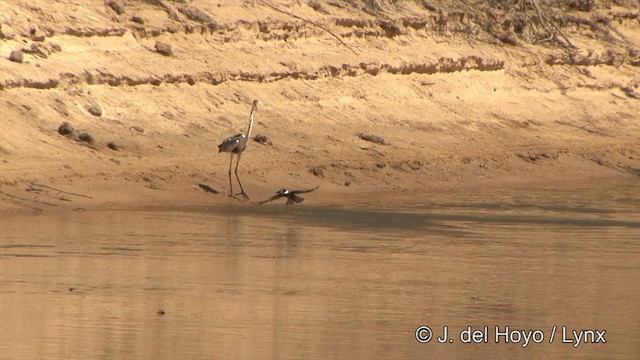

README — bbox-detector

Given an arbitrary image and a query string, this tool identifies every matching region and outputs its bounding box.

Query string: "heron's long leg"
[228,153,234,197]
[234,153,249,199]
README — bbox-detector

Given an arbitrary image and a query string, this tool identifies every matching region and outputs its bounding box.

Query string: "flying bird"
[258,186,319,205]
[217,100,258,199]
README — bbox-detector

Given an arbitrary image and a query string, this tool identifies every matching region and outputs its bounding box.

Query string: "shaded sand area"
[1,0,639,213]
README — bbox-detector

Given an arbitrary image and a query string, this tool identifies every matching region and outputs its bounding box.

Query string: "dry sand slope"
[0,0,639,213]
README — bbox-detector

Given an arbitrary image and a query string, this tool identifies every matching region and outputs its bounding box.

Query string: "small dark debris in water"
[58,121,74,136]
[68,287,75,292]
[157,309,166,316]
[358,133,388,145]
[470,296,480,301]
[253,134,272,146]
[344,180,351,186]
[78,132,95,145]
[198,183,219,194]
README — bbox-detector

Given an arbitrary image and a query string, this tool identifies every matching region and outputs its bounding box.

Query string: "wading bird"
[217,100,258,199]
[259,186,319,205]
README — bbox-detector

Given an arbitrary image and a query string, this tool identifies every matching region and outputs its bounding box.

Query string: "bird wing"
[258,193,285,205]
[217,134,245,153]
[289,185,319,195]
[286,195,305,205]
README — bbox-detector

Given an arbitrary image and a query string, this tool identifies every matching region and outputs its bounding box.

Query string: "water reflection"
[0,182,639,359]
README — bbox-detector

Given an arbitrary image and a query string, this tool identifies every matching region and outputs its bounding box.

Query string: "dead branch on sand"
[29,183,94,199]
[256,0,360,55]
[530,0,578,49]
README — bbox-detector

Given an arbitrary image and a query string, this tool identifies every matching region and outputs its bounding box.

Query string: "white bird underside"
[259,186,319,205]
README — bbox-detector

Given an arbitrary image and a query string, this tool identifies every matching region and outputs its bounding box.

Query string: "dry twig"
[30,183,94,199]
[256,0,360,54]
[530,0,578,49]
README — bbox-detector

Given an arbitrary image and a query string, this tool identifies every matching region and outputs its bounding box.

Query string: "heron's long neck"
[246,107,255,139]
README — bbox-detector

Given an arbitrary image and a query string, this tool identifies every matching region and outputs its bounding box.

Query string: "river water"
[1,182,639,359]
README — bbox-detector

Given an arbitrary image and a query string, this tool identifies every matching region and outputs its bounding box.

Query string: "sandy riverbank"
[1,0,638,214]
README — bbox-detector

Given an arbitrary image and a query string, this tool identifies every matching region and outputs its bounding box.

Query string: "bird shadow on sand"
[197,183,220,194]
[197,183,249,202]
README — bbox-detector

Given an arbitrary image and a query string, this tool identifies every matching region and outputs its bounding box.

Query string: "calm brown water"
[1,182,639,359]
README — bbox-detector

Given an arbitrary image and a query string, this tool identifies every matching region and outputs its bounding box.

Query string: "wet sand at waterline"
[1,182,638,359]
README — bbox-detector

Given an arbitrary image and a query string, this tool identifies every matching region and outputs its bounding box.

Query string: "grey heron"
[259,186,319,205]
[217,100,258,199]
